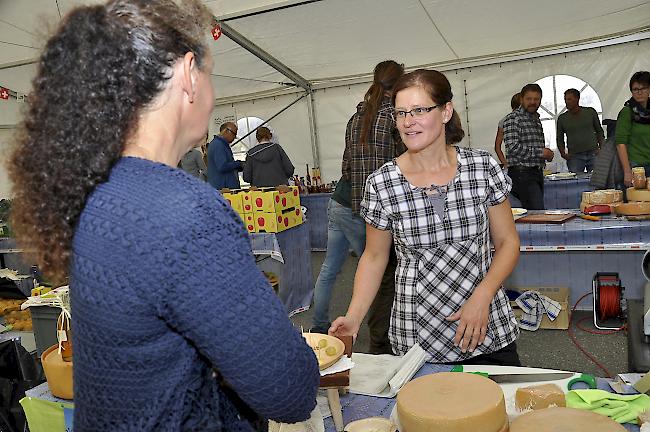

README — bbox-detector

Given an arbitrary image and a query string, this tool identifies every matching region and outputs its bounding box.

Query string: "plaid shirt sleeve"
[350,98,402,214]
[360,173,391,230]
[486,154,512,206]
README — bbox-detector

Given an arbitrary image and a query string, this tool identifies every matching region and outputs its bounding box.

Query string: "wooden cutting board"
[515,213,576,224]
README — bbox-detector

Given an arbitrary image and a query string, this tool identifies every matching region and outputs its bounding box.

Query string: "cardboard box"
[254,208,303,233]
[222,191,244,214]
[251,187,301,213]
[242,213,256,233]
[240,189,255,213]
[509,286,570,330]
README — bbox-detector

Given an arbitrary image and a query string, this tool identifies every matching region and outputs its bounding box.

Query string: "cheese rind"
[515,383,565,411]
[397,372,507,432]
[510,407,626,431]
[625,187,650,202]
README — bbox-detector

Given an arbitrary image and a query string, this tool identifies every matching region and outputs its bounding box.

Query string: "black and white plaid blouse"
[360,147,519,362]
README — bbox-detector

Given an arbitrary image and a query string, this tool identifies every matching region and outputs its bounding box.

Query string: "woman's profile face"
[394,85,450,152]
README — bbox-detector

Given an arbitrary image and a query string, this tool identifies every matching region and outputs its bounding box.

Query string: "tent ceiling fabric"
[2,0,648,99]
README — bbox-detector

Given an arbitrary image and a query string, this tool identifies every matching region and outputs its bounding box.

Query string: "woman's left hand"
[445,291,492,353]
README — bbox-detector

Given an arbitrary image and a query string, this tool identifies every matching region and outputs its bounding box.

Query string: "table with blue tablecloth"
[302,175,597,252]
[300,193,330,251]
[509,211,650,309]
[249,221,313,316]
[509,174,594,209]
[324,363,639,431]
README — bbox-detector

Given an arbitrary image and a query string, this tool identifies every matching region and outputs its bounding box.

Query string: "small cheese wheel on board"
[515,383,566,411]
[626,187,650,202]
[510,407,626,431]
[397,372,507,432]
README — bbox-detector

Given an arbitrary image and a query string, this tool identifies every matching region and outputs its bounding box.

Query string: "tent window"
[534,74,603,151]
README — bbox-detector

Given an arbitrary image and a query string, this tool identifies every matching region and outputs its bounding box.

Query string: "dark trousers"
[367,246,397,354]
[508,167,545,210]
[450,341,521,367]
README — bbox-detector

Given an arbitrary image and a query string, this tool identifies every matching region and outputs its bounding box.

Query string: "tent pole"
[306,91,320,168]
[229,93,308,147]
[218,21,310,92]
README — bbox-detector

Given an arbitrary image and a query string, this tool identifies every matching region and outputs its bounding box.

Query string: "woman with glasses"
[331,69,521,366]
[616,71,650,186]
[8,0,319,430]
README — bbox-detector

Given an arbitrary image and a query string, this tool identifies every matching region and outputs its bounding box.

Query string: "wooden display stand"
[319,335,352,432]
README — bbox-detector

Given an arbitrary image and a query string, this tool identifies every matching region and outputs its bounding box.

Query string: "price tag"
[58,329,68,342]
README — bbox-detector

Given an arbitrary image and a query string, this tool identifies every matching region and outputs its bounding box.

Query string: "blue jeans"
[567,150,597,173]
[312,199,366,329]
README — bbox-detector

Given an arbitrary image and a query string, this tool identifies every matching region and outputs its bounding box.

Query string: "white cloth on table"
[515,290,562,331]
[349,343,427,398]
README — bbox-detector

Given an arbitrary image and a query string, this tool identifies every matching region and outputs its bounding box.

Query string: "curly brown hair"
[7,0,212,283]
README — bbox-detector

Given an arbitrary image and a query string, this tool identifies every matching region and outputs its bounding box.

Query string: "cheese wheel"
[397,372,507,432]
[515,383,566,411]
[613,201,650,216]
[586,189,622,205]
[626,187,650,202]
[510,407,625,431]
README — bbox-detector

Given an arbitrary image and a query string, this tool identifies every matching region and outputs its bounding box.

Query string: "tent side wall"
[214,39,648,184]
[1,39,647,199]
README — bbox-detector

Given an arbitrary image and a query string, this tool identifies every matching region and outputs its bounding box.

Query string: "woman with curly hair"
[8,1,319,430]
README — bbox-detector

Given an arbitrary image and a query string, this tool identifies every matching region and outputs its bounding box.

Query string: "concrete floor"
[291,252,629,377]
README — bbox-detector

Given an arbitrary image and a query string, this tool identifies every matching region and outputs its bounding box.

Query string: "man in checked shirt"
[503,83,555,209]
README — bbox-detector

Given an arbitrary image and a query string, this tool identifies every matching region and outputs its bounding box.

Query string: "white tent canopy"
[1,0,650,197]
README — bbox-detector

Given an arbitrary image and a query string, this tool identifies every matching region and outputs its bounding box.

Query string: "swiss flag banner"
[211,23,222,41]
[0,87,8,100]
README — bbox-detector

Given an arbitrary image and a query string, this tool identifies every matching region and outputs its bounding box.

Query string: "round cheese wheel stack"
[510,407,626,431]
[626,187,650,202]
[397,372,507,432]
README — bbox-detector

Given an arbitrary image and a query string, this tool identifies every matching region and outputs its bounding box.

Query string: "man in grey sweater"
[557,88,604,173]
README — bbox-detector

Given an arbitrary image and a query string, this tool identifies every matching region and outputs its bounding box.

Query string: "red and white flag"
[211,23,222,41]
[0,87,9,100]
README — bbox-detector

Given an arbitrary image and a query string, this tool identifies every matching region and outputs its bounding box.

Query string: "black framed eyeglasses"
[226,128,238,135]
[631,86,649,94]
[393,105,439,120]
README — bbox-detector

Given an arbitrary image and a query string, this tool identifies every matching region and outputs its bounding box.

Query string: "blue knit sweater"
[71,157,319,431]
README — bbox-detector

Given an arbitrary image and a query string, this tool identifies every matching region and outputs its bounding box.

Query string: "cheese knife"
[450,365,585,385]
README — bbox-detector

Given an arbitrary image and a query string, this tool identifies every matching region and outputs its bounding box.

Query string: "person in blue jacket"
[7,0,319,430]
[208,122,244,189]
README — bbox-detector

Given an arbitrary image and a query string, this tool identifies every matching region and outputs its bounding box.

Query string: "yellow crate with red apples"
[254,207,303,233]
[221,190,244,214]
[242,213,256,233]
[251,187,300,213]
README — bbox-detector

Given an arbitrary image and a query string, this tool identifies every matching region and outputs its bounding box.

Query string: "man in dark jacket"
[207,122,243,189]
[243,127,295,187]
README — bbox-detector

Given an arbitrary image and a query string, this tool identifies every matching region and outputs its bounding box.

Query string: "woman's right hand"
[624,168,633,187]
[329,315,360,339]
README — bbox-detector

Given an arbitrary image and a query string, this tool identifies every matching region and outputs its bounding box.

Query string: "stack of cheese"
[580,189,622,214]
[615,185,650,217]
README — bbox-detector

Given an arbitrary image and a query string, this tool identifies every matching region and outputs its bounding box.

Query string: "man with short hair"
[207,122,243,190]
[556,88,604,173]
[503,83,555,210]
